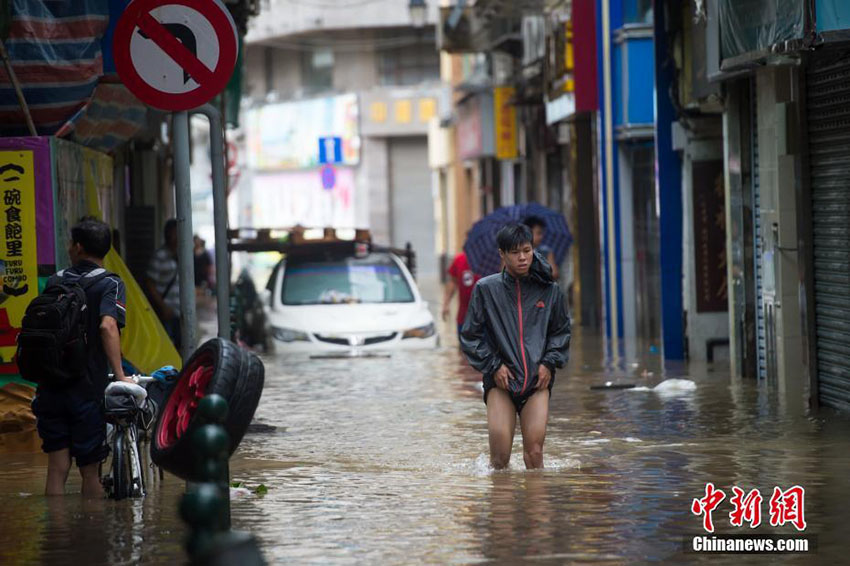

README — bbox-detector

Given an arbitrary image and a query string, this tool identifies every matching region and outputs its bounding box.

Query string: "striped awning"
[55,80,150,153]
[0,0,111,136]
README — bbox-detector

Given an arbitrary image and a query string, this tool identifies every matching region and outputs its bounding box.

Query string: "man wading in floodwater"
[461,223,571,469]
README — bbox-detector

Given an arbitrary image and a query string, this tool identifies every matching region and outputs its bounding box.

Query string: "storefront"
[805,47,850,410]
[717,0,850,411]
[0,137,181,452]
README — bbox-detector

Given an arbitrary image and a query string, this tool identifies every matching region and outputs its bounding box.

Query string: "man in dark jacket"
[460,223,571,469]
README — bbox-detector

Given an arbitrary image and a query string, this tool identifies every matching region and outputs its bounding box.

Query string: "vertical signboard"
[0,151,38,370]
[494,86,518,160]
[693,160,727,312]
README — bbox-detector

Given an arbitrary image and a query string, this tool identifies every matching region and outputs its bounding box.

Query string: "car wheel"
[151,338,264,481]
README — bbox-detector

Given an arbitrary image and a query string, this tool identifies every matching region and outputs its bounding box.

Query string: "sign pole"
[113,0,241,544]
[194,104,231,338]
[173,110,197,362]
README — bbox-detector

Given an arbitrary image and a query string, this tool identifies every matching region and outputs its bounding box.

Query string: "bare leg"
[45,449,72,496]
[519,389,550,469]
[486,388,517,469]
[80,462,105,498]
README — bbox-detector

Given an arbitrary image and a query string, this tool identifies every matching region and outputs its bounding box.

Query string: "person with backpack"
[522,215,560,280]
[20,218,132,497]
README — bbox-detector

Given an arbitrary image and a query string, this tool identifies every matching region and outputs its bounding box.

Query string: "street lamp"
[409,0,427,28]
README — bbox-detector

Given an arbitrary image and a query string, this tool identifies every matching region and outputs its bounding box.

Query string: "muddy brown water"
[1,331,849,565]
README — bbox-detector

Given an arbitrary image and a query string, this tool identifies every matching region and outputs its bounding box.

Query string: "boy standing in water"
[460,223,570,469]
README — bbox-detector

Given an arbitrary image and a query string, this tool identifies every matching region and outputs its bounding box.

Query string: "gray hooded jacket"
[460,251,571,396]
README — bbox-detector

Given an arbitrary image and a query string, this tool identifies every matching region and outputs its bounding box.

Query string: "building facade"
[703,0,850,412]
[242,0,444,279]
[435,0,604,327]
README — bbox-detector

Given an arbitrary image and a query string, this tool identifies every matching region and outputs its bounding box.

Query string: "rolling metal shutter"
[752,83,767,380]
[389,137,437,278]
[807,53,850,411]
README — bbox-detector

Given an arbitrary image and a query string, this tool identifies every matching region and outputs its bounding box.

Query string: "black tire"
[151,338,264,481]
[112,431,129,500]
[224,348,264,451]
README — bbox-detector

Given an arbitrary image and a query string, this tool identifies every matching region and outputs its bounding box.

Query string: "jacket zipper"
[516,279,529,394]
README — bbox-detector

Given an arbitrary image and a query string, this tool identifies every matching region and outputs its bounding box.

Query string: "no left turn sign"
[114,0,238,112]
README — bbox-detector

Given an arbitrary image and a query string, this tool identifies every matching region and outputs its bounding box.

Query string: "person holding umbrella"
[463,203,572,278]
[460,223,571,470]
[523,215,559,280]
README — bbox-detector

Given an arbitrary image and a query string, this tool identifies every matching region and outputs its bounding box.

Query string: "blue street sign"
[320,164,336,190]
[318,136,342,164]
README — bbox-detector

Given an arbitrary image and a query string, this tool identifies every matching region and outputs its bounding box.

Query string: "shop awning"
[0,0,113,136]
[54,80,150,154]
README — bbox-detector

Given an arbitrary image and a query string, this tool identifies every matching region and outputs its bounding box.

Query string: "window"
[301,47,334,94]
[624,0,653,24]
[378,44,440,86]
[282,254,414,305]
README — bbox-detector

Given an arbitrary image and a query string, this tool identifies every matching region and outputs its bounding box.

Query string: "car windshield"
[282,254,415,305]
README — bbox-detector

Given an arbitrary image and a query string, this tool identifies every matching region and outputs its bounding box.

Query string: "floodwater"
[2,329,850,565]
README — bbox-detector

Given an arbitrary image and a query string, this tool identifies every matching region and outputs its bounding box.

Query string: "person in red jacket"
[442,251,481,342]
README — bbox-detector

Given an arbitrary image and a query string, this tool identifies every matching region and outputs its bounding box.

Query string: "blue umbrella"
[463,203,573,276]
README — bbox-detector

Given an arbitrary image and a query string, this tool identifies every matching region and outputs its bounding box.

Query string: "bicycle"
[101,374,158,500]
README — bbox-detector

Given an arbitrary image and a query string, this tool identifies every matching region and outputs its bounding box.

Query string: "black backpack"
[16,269,111,386]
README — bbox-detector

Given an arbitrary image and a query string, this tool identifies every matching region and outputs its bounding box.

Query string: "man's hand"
[537,364,552,390]
[441,304,450,322]
[118,374,135,384]
[494,364,514,390]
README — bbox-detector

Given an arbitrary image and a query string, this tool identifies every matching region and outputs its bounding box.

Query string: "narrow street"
[3,319,848,564]
[2,1,850,564]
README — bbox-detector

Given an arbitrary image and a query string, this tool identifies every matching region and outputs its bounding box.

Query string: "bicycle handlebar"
[108,373,156,385]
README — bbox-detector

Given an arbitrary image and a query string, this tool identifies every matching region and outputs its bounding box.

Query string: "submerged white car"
[264,244,437,353]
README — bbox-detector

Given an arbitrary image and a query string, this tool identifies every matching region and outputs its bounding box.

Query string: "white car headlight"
[271,326,310,342]
[402,322,435,339]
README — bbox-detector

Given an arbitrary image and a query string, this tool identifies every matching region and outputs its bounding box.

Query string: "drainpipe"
[601,0,619,349]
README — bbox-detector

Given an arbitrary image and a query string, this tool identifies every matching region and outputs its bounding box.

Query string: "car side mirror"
[260,288,271,306]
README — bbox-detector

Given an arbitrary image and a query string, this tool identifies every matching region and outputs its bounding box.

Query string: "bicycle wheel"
[112,430,130,500]
[127,425,145,497]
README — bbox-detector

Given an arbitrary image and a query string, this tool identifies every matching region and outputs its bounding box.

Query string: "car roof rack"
[226,226,417,278]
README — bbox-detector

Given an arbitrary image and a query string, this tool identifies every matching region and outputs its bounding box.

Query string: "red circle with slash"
[113,0,238,112]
